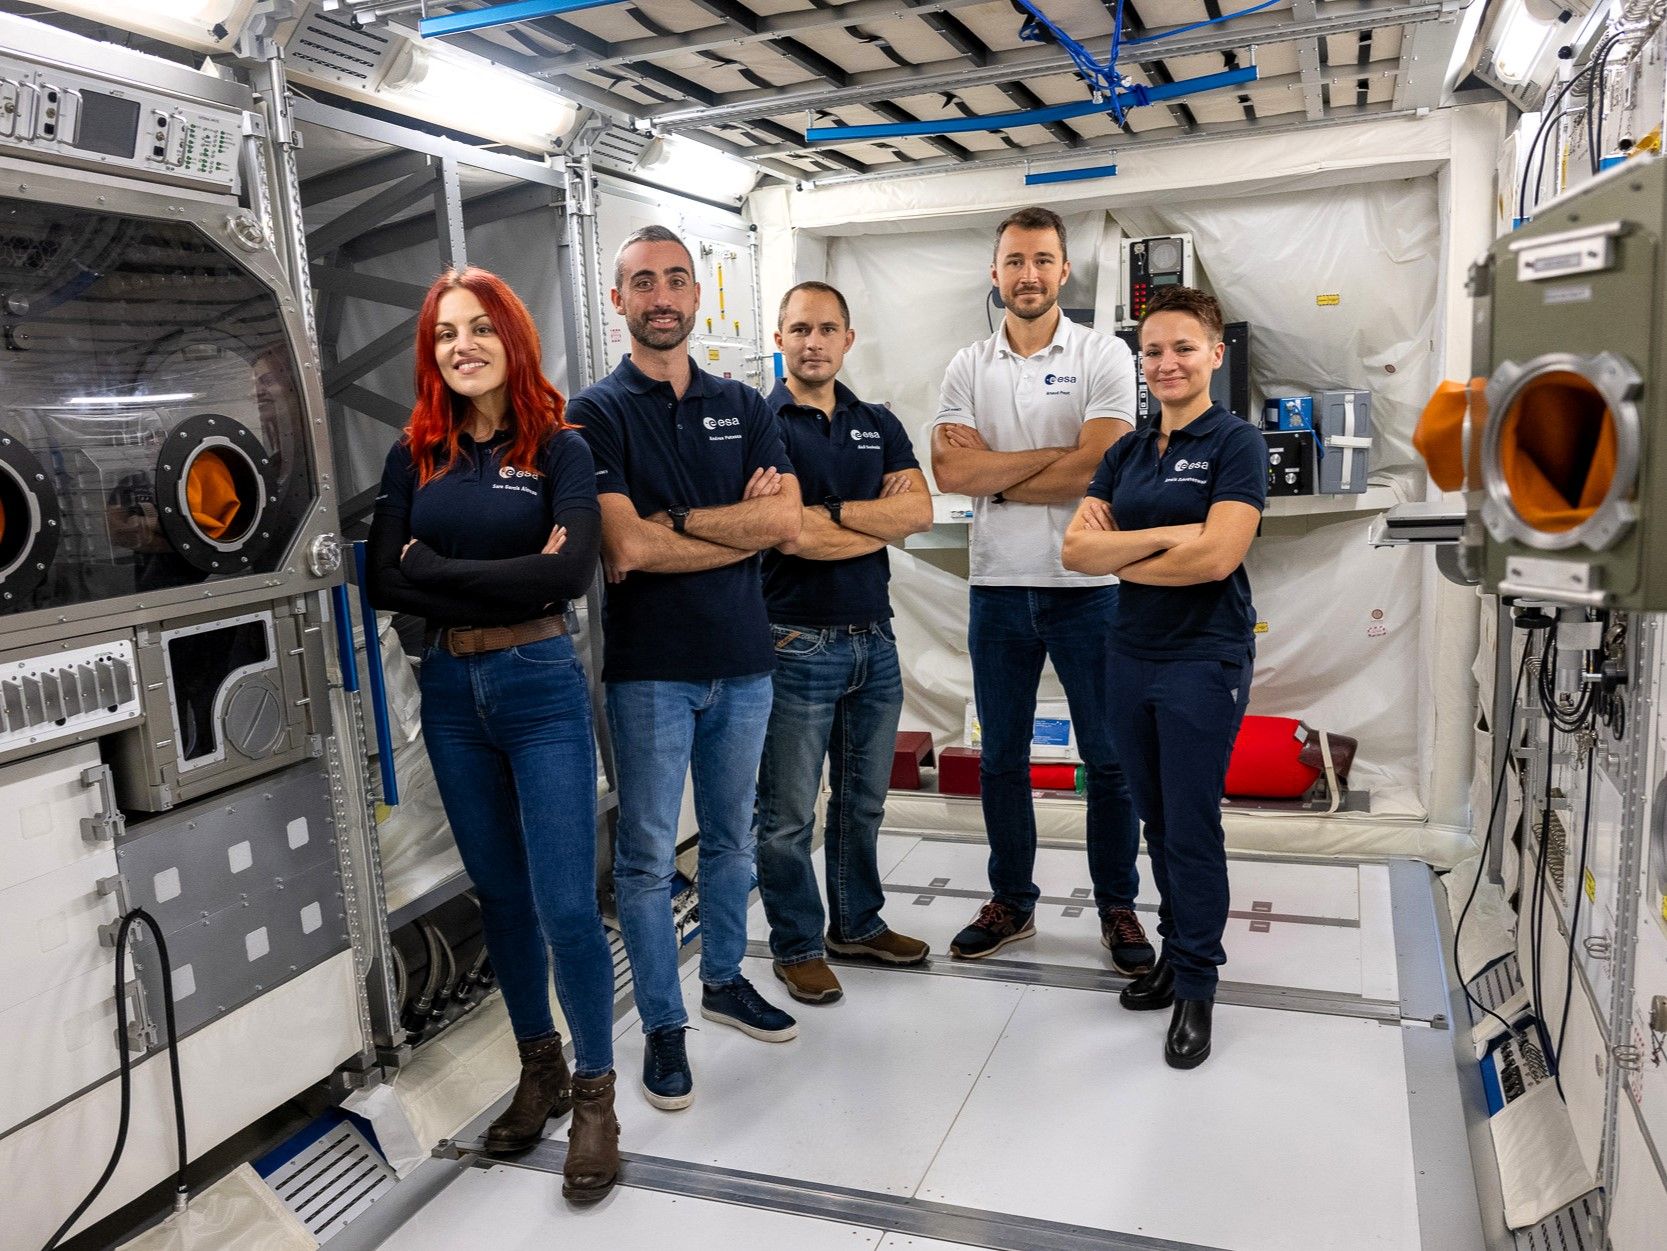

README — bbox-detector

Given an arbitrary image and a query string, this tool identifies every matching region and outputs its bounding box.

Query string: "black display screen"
[75,91,140,158]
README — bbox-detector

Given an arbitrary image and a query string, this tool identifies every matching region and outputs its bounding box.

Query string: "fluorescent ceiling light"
[382,40,579,153]
[635,135,760,203]
[43,0,251,50]
[67,394,197,405]
[1489,0,1559,84]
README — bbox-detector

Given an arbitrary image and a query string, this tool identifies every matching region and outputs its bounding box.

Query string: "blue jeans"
[1105,651,1253,1000]
[967,585,1139,912]
[606,674,773,1034]
[419,633,614,1077]
[756,623,902,964]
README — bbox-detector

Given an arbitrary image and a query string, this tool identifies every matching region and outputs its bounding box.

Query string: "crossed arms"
[598,468,802,582]
[1060,495,1260,585]
[930,416,1128,505]
[779,468,933,560]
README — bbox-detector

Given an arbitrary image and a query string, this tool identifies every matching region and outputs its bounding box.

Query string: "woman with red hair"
[367,267,618,1202]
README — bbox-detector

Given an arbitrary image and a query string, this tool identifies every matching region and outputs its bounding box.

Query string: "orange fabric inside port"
[186,451,241,540]
[1413,378,1487,491]
[1498,372,1617,533]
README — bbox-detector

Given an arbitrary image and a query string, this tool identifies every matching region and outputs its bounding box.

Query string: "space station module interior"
[4,1,1667,1249]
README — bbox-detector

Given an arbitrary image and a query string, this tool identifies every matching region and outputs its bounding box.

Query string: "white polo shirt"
[934,313,1137,588]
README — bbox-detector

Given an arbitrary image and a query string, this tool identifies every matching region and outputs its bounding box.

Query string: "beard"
[627,306,696,350]
[1004,286,1059,321]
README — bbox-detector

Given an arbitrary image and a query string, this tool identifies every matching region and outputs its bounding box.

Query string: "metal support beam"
[527,0,993,78]
[651,0,1450,127]
[434,156,467,269]
[804,100,1412,187]
[337,385,414,431]
[1292,1,1327,121]
[306,170,439,259]
[807,66,1259,142]
[310,267,431,309]
[325,316,423,396]
[1392,1,1467,111]
[300,149,435,205]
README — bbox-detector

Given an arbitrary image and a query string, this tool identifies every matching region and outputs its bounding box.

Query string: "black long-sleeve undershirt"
[366,502,599,628]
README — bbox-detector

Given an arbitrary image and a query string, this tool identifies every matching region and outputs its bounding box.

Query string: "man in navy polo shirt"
[756,282,934,1007]
[572,225,802,1112]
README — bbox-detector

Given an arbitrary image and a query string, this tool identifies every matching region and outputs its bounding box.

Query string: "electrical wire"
[1517,32,1628,221]
[1532,107,1575,210]
[1452,644,1532,1042]
[1554,740,1598,1090]
[1528,714,1558,1094]
[42,910,188,1251]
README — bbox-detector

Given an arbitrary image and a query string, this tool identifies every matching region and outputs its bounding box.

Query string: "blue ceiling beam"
[805,65,1258,143]
[420,0,631,38]
[1024,162,1118,186]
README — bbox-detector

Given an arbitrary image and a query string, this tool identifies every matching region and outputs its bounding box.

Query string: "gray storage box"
[1316,389,1373,494]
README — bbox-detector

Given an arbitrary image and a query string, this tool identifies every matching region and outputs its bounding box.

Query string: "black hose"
[42,910,188,1251]
[1517,33,1627,221]
[1453,643,1532,1041]
[1555,741,1598,1085]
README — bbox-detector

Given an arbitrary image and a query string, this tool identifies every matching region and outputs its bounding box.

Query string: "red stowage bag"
[1225,715,1320,799]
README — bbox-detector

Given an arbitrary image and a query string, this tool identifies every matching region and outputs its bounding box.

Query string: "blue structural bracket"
[805,66,1258,143]
[351,541,400,806]
[420,0,629,37]
[1025,163,1117,186]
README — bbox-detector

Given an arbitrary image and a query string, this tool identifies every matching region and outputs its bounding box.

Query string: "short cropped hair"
[1138,285,1225,342]
[613,223,693,289]
[993,206,1068,262]
[777,280,851,329]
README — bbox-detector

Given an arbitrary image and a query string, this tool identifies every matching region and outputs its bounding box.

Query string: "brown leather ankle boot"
[484,1033,572,1155]
[562,1070,620,1203]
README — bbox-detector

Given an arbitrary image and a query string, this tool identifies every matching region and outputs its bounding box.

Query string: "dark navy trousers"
[1105,651,1252,1000]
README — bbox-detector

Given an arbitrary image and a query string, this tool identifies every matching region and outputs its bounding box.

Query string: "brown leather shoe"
[826,928,930,965]
[563,1070,620,1203]
[484,1033,571,1155]
[773,957,843,1003]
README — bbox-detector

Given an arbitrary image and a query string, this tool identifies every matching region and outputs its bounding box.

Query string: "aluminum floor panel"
[917,986,1421,1251]
[611,956,1023,1196]
[377,1162,893,1249]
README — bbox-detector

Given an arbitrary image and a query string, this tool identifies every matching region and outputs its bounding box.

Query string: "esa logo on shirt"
[1044,373,1077,386]
[499,465,538,480]
[1167,457,1210,485]
[703,416,741,431]
[702,415,743,442]
[849,428,882,450]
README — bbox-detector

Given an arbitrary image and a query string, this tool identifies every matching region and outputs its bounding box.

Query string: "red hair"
[406,267,571,484]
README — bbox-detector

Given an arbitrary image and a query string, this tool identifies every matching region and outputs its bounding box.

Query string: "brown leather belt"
[429,614,568,657]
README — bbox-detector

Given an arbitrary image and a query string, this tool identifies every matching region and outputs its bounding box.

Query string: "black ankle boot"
[1165,997,1213,1069]
[1118,954,1174,1011]
[485,1033,572,1154]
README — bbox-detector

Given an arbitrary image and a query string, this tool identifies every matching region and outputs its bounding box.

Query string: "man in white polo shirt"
[930,205,1154,972]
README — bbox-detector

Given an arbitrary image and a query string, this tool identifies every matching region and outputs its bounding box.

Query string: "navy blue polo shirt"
[572,355,794,682]
[762,380,919,627]
[1086,403,1267,662]
[386,426,597,574]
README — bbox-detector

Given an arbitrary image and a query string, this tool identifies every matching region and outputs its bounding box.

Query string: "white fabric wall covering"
[112,1164,318,1251]
[6,952,363,1250]
[751,106,1504,240]
[1443,852,1517,981]
[822,210,1106,490]
[1492,1082,1599,1229]
[344,997,524,1177]
[330,208,572,509]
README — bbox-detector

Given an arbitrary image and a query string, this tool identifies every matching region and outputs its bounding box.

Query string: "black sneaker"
[949,900,1036,959]
[642,1025,693,1111]
[700,977,799,1042]
[1099,906,1156,974]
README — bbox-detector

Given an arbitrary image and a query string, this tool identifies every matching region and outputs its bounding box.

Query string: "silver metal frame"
[1480,351,1643,554]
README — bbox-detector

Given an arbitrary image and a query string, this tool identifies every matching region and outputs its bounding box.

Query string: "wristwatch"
[824,495,845,526]
[668,504,692,534]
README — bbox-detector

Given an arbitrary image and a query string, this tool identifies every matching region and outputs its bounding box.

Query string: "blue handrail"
[351,541,399,806]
